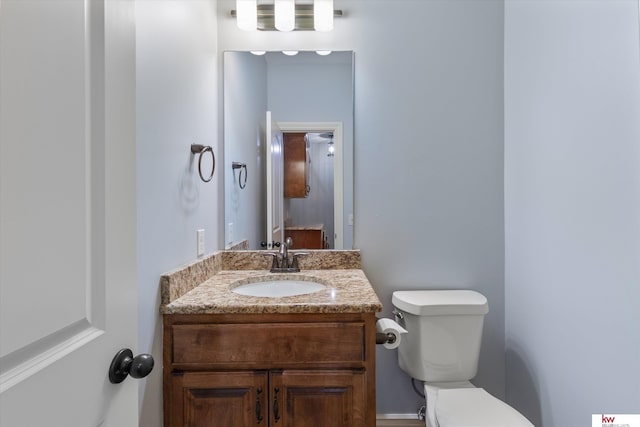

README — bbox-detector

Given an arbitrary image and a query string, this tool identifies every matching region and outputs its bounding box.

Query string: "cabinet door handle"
[273,387,280,423]
[255,387,263,424]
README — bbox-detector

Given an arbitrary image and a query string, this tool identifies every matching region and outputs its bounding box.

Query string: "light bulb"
[316,50,332,56]
[282,50,299,56]
[275,0,295,32]
[314,0,334,32]
[236,0,257,31]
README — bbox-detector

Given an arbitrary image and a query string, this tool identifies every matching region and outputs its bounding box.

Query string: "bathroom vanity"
[160,250,382,427]
[284,224,328,249]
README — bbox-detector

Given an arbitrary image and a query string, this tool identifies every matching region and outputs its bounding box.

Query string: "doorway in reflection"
[283,132,335,249]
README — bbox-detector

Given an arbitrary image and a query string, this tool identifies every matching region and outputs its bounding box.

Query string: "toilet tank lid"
[392,290,489,316]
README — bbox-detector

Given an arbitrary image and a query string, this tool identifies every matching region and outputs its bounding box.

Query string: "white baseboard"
[376,414,423,427]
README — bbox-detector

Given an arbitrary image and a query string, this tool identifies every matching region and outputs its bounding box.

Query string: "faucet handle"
[260,252,279,270]
[290,252,309,270]
[285,237,293,248]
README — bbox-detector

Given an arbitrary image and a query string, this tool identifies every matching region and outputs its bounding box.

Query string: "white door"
[266,111,284,247]
[0,1,138,426]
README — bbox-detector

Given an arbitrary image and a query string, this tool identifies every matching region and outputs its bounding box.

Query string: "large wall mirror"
[224,51,354,251]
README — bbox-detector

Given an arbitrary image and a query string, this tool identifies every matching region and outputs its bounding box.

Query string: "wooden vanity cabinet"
[283,133,310,198]
[163,312,377,427]
[285,227,326,250]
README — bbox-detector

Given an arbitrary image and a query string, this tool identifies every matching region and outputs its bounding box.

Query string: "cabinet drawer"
[284,229,324,249]
[172,322,365,366]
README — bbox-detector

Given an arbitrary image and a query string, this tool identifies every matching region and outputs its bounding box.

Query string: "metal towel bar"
[191,144,215,182]
[232,161,247,189]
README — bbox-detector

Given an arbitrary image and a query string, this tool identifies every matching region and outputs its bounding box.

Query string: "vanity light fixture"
[316,50,332,56]
[282,50,299,56]
[232,0,343,31]
[250,50,267,56]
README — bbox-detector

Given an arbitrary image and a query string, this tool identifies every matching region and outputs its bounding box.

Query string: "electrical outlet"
[197,229,205,257]
[228,223,234,244]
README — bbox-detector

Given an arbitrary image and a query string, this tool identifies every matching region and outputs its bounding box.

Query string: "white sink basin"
[231,279,326,298]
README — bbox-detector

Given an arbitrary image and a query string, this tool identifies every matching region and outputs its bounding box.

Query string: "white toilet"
[392,290,534,427]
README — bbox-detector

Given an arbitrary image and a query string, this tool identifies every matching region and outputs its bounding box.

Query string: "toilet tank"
[392,290,489,382]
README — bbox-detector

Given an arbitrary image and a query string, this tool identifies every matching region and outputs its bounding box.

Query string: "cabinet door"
[284,229,324,249]
[172,371,268,427]
[283,133,309,198]
[270,370,366,427]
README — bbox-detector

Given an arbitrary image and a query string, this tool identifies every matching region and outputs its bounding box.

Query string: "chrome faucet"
[279,237,291,270]
[261,237,308,273]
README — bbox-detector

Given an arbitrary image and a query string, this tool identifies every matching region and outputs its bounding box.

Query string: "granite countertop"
[285,224,324,231]
[160,250,383,315]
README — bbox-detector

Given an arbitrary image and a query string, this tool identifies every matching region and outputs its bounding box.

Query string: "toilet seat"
[427,386,533,427]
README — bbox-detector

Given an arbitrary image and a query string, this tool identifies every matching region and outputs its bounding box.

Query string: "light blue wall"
[351,2,505,413]
[224,53,267,249]
[218,0,506,415]
[504,1,640,425]
[136,2,219,426]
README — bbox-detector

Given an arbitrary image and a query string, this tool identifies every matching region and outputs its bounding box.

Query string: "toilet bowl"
[423,381,533,427]
[391,290,533,427]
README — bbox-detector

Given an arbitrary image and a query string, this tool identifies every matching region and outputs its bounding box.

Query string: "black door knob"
[108,348,154,384]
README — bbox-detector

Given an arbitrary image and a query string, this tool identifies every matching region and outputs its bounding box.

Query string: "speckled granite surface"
[220,250,361,271]
[160,250,382,315]
[160,253,221,305]
[285,224,323,231]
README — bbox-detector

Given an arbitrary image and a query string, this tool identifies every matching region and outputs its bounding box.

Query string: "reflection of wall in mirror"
[223,52,267,249]
[267,53,354,250]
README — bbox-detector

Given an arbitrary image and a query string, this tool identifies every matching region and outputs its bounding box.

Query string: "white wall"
[224,53,267,249]
[218,0,505,415]
[136,2,219,425]
[504,1,640,425]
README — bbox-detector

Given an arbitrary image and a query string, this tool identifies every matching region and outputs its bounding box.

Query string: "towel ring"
[191,144,215,183]
[232,162,248,189]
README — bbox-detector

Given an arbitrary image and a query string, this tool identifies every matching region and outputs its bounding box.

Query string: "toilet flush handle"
[392,309,404,321]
